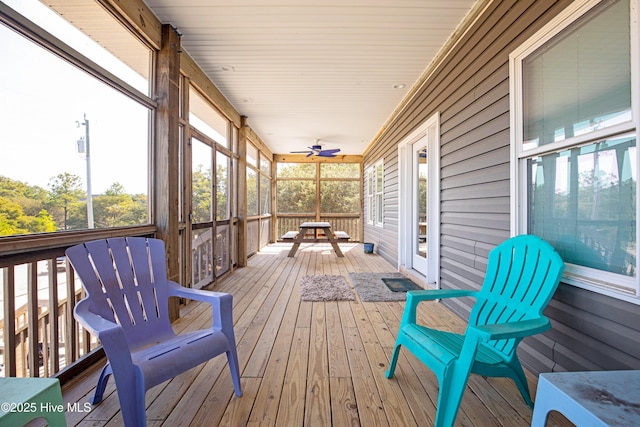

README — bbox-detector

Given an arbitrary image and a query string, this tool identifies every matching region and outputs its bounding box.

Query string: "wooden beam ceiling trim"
[102,0,162,49]
[244,123,273,160]
[274,154,363,163]
[181,52,242,128]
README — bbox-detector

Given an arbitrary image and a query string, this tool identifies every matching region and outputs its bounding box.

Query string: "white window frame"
[366,159,384,227]
[510,0,640,303]
[375,160,384,226]
[366,166,374,225]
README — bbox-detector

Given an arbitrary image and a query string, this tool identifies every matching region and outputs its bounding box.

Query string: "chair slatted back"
[66,237,174,349]
[469,235,564,356]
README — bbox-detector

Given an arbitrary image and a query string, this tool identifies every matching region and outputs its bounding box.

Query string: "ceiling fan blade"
[291,145,340,157]
[317,148,341,157]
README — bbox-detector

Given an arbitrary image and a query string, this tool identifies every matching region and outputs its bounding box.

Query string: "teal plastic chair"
[386,235,564,427]
[66,237,242,427]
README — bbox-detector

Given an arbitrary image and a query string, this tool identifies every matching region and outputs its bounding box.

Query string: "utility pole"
[77,114,94,228]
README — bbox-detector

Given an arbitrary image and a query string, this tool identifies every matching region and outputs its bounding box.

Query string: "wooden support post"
[237,117,248,267]
[155,24,182,321]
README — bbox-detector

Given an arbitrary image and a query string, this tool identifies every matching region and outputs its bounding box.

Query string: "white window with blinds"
[366,159,384,227]
[510,0,640,303]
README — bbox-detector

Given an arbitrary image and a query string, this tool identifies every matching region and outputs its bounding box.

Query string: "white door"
[398,113,439,285]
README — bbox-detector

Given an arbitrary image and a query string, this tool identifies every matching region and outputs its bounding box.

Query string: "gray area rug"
[349,272,423,302]
[300,275,355,301]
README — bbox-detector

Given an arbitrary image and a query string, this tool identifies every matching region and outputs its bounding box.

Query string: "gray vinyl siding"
[364,0,640,374]
[364,139,400,262]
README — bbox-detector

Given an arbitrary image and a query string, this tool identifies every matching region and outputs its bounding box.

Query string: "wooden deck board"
[61,243,572,426]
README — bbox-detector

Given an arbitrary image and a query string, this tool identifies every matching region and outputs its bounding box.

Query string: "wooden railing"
[0,225,156,380]
[1,258,99,378]
[277,214,362,242]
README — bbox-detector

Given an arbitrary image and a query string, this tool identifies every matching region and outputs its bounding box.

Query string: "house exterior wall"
[364,0,640,373]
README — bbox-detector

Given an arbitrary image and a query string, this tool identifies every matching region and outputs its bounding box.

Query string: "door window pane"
[216,152,230,220]
[416,148,427,258]
[192,139,212,223]
[247,168,258,216]
[260,175,271,215]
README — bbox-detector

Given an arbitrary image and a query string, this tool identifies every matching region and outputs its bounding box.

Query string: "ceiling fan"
[291,141,341,157]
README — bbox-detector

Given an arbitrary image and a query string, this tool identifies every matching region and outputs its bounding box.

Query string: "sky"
[0,0,150,195]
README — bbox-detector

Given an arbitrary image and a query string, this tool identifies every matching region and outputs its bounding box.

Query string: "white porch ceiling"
[142,0,478,155]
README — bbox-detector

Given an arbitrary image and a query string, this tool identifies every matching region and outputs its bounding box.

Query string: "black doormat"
[381,277,423,293]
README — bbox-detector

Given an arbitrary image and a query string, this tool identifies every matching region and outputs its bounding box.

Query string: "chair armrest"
[166,281,234,332]
[401,289,478,325]
[74,299,134,366]
[468,317,551,341]
[74,299,125,339]
[166,280,229,302]
[407,289,477,303]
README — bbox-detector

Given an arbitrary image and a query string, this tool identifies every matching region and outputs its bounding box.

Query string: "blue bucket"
[363,243,374,254]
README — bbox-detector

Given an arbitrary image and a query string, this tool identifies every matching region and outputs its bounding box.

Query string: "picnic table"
[284,221,348,257]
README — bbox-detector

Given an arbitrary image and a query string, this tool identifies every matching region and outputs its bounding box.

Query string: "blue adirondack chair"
[386,235,564,427]
[66,237,242,426]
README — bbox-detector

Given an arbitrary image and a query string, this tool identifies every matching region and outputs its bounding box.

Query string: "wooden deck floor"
[60,243,569,426]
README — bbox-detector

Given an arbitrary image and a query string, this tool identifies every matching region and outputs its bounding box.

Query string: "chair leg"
[91,363,112,405]
[116,373,147,427]
[434,383,467,427]
[226,349,242,397]
[434,362,473,427]
[508,359,533,407]
[385,344,402,379]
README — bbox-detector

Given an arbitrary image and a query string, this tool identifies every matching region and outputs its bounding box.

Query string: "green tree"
[48,172,84,230]
[247,169,258,216]
[0,176,56,236]
[105,182,126,196]
[320,181,359,213]
[0,197,56,235]
[276,163,360,214]
[192,165,212,223]
[216,163,229,220]
[93,183,148,227]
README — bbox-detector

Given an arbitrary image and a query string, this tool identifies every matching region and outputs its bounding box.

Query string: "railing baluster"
[41,312,49,377]
[2,266,17,377]
[83,329,91,356]
[18,329,27,377]
[65,264,77,364]
[48,258,60,373]
[27,262,39,377]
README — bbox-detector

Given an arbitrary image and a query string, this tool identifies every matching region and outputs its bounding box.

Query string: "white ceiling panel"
[142,0,477,155]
